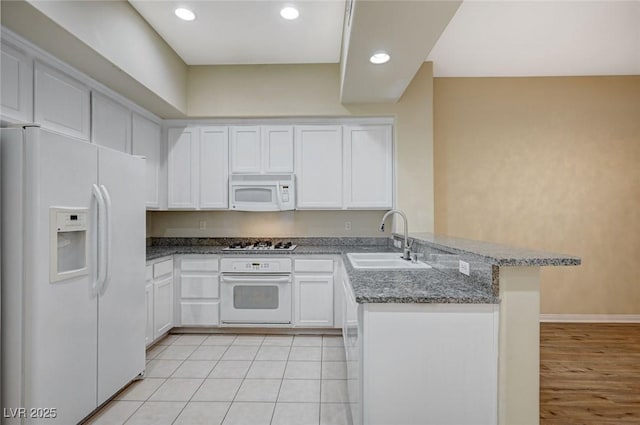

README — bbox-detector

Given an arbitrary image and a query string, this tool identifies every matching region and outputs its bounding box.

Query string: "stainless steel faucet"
[379,209,411,260]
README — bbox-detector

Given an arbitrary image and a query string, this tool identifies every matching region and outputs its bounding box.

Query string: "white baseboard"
[540,314,640,323]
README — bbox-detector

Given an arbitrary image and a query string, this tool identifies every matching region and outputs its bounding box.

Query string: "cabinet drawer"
[181,274,220,299]
[145,265,153,281]
[181,257,219,272]
[295,259,334,273]
[153,259,173,278]
[181,301,220,326]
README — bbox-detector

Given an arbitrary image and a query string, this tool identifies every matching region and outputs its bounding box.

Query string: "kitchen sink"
[347,253,432,270]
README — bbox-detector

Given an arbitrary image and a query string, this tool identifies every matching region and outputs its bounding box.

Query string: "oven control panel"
[220,257,292,273]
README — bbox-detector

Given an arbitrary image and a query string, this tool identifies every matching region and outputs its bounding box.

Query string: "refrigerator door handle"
[92,184,107,293]
[99,185,112,295]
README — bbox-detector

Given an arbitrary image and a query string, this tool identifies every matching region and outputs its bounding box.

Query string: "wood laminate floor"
[540,323,640,424]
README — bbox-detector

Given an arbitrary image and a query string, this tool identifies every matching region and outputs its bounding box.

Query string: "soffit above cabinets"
[340,0,462,103]
[128,0,346,65]
[427,0,640,77]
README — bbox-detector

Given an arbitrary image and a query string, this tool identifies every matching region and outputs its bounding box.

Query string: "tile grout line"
[270,336,294,425]
[107,334,348,425]
[319,336,325,425]
[119,334,179,424]
[124,335,190,424]
[199,334,237,425]
[166,333,231,425]
[222,334,265,425]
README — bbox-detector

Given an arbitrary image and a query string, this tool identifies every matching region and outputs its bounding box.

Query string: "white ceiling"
[129,0,346,65]
[427,0,640,77]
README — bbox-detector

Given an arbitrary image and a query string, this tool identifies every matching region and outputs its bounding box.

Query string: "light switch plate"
[459,260,470,276]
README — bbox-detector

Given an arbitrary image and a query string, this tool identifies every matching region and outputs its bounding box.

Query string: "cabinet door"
[295,125,343,209]
[91,92,131,153]
[230,126,261,173]
[132,113,162,209]
[34,61,90,141]
[262,125,294,173]
[200,126,229,209]
[294,274,334,327]
[180,274,220,299]
[167,127,198,209]
[1,40,32,123]
[153,276,174,338]
[145,281,154,346]
[344,125,393,209]
[181,302,220,326]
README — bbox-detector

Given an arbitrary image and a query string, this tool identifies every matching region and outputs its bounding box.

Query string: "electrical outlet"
[199,220,206,230]
[344,221,352,231]
[459,260,470,276]
[394,240,402,248]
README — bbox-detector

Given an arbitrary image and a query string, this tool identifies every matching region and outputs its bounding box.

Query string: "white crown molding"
[162,116,395,128]
[540,314,640,323]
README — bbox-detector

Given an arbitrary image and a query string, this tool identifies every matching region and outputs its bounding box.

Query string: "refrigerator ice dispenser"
[50,207,89,282]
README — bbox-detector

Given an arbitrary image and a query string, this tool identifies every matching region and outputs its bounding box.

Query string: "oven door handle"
[221,275,292,284]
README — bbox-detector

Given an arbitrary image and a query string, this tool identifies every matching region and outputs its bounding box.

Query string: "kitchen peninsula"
[146,234,580,425]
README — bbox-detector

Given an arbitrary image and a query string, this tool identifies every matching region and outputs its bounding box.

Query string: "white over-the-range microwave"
[229,173,295,211]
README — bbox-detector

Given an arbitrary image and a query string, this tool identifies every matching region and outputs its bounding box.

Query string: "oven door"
[230,184,279,211]
[220,274,292,324]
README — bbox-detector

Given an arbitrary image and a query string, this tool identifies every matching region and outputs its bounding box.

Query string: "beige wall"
[148,210,387,238]
[184,63,435,234]
[434,76,640,314]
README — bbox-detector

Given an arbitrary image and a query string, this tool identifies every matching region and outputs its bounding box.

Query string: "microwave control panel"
[280,185,290,203]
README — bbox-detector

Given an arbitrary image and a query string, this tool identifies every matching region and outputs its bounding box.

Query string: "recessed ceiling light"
[280,6,299,20]
[370,52,391,65]
[174,7,195,21]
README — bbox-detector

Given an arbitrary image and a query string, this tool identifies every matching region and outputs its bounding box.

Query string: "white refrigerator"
[1,126,146,424]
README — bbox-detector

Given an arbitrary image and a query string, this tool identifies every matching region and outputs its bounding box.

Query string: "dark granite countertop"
[146,243,499,305]
[407,233,581,267]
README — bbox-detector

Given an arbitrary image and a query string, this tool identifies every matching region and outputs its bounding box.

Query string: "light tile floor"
[86,333,353,425]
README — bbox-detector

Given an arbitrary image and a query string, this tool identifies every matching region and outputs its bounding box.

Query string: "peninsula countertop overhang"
[146,235,580,305]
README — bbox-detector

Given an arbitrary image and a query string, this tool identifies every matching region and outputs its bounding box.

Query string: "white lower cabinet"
[340,261,499,425]
[176,255,221,326]
[293,258,334,327]
[144,267,154,346]
[145,257,174,346]
[153,275,174,337]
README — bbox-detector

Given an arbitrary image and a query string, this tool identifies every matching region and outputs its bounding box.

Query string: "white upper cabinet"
[344,125,394,209]
[92,92,131,153]
[199,126,229,209]
[1,40,32,123]
[132,113,162,209]
[230,125,294,174]
[34,61,90,141]
[230,126,261,173]
[262,126,294,173]
[167,126,229,210]
[295,125,343,209]
[167,127,199,209]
